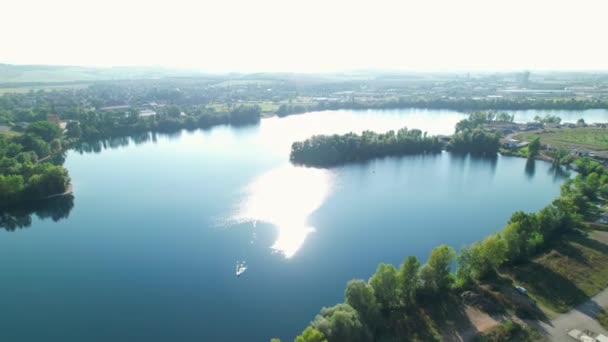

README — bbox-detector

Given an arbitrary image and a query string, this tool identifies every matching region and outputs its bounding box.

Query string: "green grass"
[473,321,545,342]
[515,128,608,150]
[0,131,21,137]
[254,102,279,113]
[206,103,230,112]
[505,234,608,313]
[206,102,280,113]
[598,309,608,330]
[500,146,529,158]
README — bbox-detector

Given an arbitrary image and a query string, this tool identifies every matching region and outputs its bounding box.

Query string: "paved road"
[527,287,608,341]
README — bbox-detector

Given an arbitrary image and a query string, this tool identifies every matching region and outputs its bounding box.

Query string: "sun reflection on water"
[234,164,333,258]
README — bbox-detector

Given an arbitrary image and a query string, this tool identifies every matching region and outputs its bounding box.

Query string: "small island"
[289,128,443,167]
[289,112,505,167]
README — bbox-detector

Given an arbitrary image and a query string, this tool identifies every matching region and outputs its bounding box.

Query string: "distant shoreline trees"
[78,105,261,140]
[276,98,608,119]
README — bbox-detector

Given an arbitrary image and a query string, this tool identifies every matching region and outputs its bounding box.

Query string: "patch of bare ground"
[591,230,608,245]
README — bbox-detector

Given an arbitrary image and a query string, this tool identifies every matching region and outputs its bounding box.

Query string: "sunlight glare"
[235,165,333,258]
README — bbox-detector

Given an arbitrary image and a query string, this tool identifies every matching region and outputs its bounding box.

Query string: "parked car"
[515,286,528,296]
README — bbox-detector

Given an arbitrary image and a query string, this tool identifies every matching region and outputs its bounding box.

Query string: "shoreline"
[0,183,73,210]
[43,183,73,200]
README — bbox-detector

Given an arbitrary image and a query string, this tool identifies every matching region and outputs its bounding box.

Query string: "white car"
[515,286,528,295]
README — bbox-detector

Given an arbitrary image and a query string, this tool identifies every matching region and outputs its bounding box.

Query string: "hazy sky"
[2,0,607,72]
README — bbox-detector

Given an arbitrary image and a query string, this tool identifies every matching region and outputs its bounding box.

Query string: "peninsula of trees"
[447,111,503,155]
[0,121,71,207]
[290,112,505,167]
[290,128,442,167]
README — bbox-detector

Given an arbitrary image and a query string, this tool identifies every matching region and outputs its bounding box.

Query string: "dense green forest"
[290,128,442,166]
[287,157,607,342]
[0,121,71,206]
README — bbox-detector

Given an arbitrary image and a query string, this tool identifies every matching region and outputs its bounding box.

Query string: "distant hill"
[0,64,207,85]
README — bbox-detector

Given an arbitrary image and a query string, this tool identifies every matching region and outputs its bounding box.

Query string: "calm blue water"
[0,109,603,342]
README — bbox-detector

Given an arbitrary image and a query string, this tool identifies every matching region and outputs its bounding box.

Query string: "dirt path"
[442,306,501,342]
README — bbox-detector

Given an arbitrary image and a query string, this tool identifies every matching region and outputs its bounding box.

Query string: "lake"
[0,108,605,341]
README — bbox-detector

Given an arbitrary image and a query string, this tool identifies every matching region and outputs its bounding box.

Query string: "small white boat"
[236,261,247,276]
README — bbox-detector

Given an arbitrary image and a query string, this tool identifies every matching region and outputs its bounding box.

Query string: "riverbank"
[439,230,608,341]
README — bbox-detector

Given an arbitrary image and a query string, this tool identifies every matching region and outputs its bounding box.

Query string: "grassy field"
[256,102,280,113]
[515,128,608,151]
[207,101,321,115]
[504,233,608,314]
[207,101,281,113]
[500,146,529,158]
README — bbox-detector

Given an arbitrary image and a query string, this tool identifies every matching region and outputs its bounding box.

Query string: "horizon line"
[3,62,608,75]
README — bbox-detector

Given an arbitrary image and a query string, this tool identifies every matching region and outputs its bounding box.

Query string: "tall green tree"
[456,247,474,287]
[420,245,456,293]
[475,234,507,278]
[66,121,81,139]
[397,256,420,306]
[549,147,570,165]
[577,118,586,127]
[456,235,506,283]
[311,304,371,342]
[345,280,380,329]
[294,327,327,342]
[369,263,399,311]
[504,211,544,261]
[528,136,541,159]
